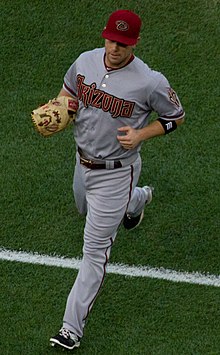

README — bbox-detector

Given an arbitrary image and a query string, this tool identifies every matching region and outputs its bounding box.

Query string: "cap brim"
[102,29,137,46]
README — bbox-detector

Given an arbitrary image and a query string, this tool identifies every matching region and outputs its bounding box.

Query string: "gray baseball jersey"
[61,47,185,338]
[63,47,184,161]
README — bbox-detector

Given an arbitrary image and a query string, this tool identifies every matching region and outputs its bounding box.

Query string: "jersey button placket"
[100,73,110,89]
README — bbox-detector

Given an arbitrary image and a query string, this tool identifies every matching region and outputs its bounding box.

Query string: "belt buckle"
[80,156,93,168]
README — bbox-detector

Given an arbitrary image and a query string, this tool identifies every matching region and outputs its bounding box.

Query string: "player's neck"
[104,53,134,71]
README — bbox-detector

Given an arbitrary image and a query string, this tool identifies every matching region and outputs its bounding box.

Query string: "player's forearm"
[138,120,165,141]
[138,117,185,142]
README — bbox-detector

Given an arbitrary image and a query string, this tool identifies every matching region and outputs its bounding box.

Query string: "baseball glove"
[31,96,78,137]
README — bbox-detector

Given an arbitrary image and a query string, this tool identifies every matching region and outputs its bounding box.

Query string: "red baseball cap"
[102,10,142,46]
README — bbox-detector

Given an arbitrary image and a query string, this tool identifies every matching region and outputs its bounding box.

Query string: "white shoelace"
[59,327,71,339]
[59,327,79,342]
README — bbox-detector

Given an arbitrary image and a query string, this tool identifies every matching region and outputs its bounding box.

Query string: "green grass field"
[1,0,220,354]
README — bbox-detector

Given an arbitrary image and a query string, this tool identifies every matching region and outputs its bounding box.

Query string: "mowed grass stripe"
[1,248,219,287]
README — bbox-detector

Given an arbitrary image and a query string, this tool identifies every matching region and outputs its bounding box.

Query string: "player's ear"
[132,36,140,49]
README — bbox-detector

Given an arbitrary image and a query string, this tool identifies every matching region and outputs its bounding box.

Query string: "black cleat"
[123,186,154,231]
[50,327,80,350]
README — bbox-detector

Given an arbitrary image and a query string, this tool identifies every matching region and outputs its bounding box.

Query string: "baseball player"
[50,9,185,350]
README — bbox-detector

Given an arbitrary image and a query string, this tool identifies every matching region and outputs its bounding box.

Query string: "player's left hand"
[117,126,141,149]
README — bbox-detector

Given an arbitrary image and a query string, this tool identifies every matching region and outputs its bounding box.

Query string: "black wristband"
[157,118,177,134]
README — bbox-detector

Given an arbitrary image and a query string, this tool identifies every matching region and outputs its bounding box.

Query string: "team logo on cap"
[116,20,129,31]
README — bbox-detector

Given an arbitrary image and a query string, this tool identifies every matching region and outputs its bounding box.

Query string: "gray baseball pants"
[63,153,147,337]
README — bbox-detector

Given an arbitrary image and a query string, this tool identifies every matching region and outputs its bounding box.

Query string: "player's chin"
[108,54,121,63]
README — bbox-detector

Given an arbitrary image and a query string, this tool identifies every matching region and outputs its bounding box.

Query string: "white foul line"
[0,248,220,287]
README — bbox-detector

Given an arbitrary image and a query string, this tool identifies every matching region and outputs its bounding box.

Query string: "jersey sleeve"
[63,61,78,97]
[149,75,185,121]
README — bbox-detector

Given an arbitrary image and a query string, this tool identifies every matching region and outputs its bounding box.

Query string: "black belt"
[78,148,122,169]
